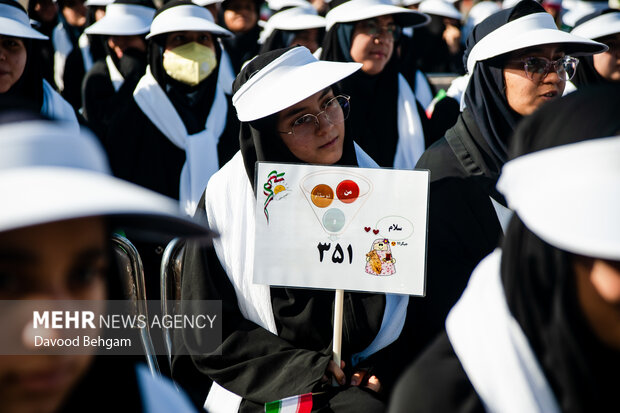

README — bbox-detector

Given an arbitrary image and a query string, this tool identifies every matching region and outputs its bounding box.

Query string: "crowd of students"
[1,0,619,411]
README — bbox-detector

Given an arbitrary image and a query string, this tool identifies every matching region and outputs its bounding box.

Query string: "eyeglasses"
[357,20,402,41]
[279,95,351,138]
[516,56,579,82]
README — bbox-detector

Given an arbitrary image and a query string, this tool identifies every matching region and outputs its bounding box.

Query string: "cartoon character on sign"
[365,238,396,276]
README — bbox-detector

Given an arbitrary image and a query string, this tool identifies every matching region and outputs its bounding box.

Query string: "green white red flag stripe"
[265,393,312,413]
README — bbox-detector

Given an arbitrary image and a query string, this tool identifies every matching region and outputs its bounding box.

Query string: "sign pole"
[332,288,344,386]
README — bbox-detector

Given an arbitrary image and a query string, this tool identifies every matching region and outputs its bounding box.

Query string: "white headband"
[0,3,48,40]
[498,136,620,260]
[85,4,155,36]
[466,12,606,74]
[147,3,232,39]
[571,11,620,41]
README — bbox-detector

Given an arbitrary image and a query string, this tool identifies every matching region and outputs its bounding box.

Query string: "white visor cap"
[85,0,113,6]
[268,6,325,31]
[267,0,311,10]
[325,0,430,30]
[571,11,620,40]
[498,136,620,261]
[193,0,224,6]
[232,46,361,122]
[0,3,48,40]
[146,3,233,39]
[466,12,607,74]
[0,121,213,238]
[418,0,462,20]
[85,4,155,36]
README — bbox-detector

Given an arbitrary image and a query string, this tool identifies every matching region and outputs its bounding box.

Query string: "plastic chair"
[160,237,186,373]
[111,233,161,377]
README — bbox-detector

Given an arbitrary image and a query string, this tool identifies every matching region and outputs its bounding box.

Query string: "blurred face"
[574,256,620,349]
[93,6,106,22]
[0,35,27,94]
[61,0,87,28]
[164,31,215,52]
[107,35,147,59]
[290,28,320,53]
[277,88,346,164]
[34,0,58,23]
[350,15,396,75]
[0,218,108,413]
[593,33,620,82]
[503,45,566,116]
[223,0,257,33]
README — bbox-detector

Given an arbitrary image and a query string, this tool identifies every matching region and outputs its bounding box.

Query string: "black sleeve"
[388,332,484,413]
[172,203,331,406]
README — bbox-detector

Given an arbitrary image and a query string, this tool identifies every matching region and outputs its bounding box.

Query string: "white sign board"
[253,162,429,296]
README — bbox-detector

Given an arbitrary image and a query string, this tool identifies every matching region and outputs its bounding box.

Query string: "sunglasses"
[514,56,579,82]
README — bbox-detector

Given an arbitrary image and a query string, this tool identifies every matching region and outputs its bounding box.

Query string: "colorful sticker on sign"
[263,170,287,223]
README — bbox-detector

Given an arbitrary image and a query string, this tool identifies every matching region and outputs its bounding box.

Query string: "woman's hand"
[322,360,346,386]
[350,369,381,393]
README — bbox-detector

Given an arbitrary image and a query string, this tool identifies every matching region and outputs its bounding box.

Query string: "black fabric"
[259,29,296,54]
[171,46,412,412]
[388,332,484,413]
[0,0,45,112]
[28,0,57,87]
[320,23,431,167]
[82,48,147,140]
[234,46,359,188]
[409,15,465,75]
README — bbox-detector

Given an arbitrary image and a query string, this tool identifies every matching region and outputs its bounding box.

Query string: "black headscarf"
[461,0,547,166]
[501,84,620,413]
[148,0,223,135]
[0,0,45,112]
[232,46,359,188]
[320,22,401,167]
[571,9,620,88]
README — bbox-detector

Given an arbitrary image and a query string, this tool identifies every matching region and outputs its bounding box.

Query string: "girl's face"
[0,217,108,413]
[223,0,257,34]
[503,45,566,116]
[574,256,620,349]
[0,35,27,94]
[107,35,147,59]
[593,33,620,82]
[350,15,396,75]
[277,88,346,165]
[290,29,320,54]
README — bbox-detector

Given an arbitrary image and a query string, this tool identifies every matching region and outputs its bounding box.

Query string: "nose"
[541,67,563,84]
[315,111,333,135]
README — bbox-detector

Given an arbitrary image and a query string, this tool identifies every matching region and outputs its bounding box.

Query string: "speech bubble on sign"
[375,216,414,241]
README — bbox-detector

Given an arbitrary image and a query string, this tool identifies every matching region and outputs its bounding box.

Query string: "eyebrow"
[281,87,332,119]
[0,247,107,264]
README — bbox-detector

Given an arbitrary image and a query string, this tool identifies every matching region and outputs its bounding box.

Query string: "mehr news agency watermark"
[0,300,222,355]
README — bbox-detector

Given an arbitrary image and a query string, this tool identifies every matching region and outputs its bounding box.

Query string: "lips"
[540,90,559,98]
[318,136,339,149]
[369,50,388,60]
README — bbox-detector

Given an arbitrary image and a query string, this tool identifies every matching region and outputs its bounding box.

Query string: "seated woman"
[320,0,434,168]
[106,0,239,214]
[172,46,411,412]
[0,114,212,413]
[569,9,620,89]
[82,0,155,140]
[411,0,606,357]
[0,0,78,128]
[389,83,620,413]
[259,6,326,54]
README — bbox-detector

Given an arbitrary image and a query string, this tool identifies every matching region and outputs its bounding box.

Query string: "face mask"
[163,41,218,86]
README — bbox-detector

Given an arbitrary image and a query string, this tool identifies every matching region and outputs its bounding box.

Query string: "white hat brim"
[467,13,607,73]
[0,168,211,237]
[571,11,620,40]
[326,0,430,30]
[498,136,620,261]
[147,4,233,39]
[233,47,361,121]
[0,4,48,40]
[85,4,155,36]
[418,0,462,20]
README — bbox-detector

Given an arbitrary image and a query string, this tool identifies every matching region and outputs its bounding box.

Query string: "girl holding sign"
[173,46,410,412]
